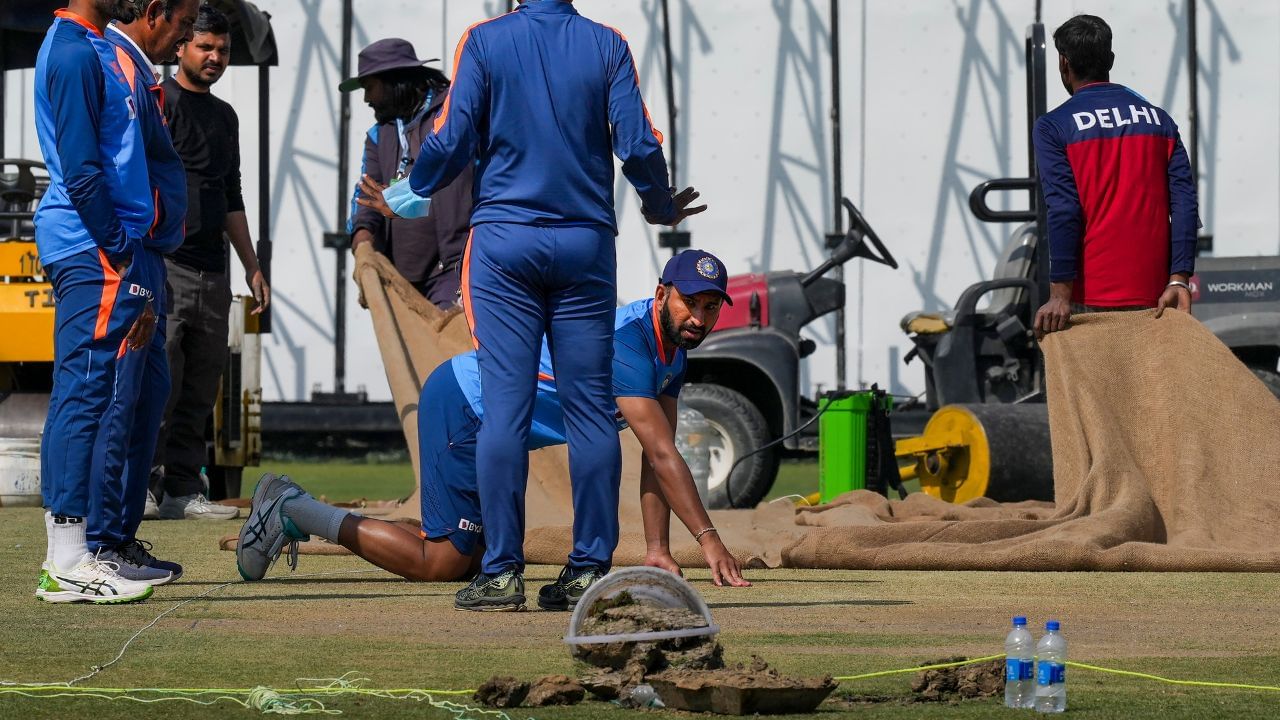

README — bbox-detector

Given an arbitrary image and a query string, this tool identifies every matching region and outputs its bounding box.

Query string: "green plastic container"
[818,391,893,503]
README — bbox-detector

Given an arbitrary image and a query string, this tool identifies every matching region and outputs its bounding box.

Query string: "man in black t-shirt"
[149,5,270,521]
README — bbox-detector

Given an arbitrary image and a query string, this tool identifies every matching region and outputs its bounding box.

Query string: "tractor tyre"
[1251,367,1280,400]
[679,383,779,509]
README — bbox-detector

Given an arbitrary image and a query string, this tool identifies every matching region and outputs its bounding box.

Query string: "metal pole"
[0,32,7,157]
[830,0,846,390]
[661,0,678,189]
[1186,0,1200,208]
[333,0,353,394]
[257,64,272,333]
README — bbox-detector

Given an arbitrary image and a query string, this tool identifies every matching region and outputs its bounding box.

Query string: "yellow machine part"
[894,405,991,504]
[0,241,54,363]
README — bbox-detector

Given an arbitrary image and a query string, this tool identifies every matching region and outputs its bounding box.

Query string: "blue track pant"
[88,251,170,550]
[41,246,161,548]
[462,222,621,576]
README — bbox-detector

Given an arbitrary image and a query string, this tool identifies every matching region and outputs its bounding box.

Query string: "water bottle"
[1004,616,1035,708]
[674,407,712,502]
[1034,620,1067,713]
[625,684,664,708]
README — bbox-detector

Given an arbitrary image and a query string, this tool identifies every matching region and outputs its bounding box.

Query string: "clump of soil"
[473,676,528,708]
[525,675,586,706]
[475,675,585,708]
[572,590,723,701]
[910,657,1005,702]
[647,656,837,715]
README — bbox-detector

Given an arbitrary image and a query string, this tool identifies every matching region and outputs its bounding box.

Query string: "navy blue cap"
[339,39,440,92]
[660,249,732,305]
[1013,616,1027,626]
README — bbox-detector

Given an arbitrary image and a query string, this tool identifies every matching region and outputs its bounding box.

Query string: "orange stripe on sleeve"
[603,24,664,144]
[95,250,122,341]
[113,46,138,93]
[433,14,508,136]
[460,230,479,350]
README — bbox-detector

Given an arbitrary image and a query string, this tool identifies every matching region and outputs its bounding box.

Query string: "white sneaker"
[158,493,240,520]
[36,556,154,604]
[143,491,161,520]
[237,473,307,581]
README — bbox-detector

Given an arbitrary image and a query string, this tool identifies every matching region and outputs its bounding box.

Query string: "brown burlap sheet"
[783,310,1280,571]
[353,247,1280,572]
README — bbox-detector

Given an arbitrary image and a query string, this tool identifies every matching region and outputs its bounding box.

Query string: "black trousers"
[151,260,231,499]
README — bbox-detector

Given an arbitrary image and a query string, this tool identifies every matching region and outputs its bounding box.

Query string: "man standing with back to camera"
[148,4,271,521]
[355,0,707,611]
[1032,14,1198,337]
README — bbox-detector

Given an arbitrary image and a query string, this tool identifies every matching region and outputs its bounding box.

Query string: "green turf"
[2,508,1278,719]
[247,459,415,502]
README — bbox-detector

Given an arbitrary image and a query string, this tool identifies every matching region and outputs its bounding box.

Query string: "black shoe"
[116,539,183,585]
[454,569,526,612]
[537,564,605,611]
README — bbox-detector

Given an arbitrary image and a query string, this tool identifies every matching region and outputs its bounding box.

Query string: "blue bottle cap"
[1046,620,1060,631]
[1013,616,1027,626]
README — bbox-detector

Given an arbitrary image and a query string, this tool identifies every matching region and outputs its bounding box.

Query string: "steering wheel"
[841,197,898,269]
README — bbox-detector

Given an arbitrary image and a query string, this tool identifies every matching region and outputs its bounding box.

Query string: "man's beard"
[97,0,142,23]
[660,298,707,351]
[371,102,399,125]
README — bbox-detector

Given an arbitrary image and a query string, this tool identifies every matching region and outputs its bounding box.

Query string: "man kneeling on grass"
[236,249,750,610]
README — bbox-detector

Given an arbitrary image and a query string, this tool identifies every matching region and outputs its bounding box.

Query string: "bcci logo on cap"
[696,256,719,280]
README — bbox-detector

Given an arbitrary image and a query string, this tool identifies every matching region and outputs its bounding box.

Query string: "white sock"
[48,514,90,572]
[281,494,349,542]
[44,511,54,566]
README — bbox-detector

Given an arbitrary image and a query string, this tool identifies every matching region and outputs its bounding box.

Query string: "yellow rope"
[833,654,1280,693]
[833,653,1004,681]
[1065,661,1280,692]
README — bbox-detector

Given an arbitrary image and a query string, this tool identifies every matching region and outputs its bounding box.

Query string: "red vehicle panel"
[714,273,770,331]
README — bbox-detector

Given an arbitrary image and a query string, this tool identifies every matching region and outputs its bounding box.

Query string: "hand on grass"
[700,536,750,588]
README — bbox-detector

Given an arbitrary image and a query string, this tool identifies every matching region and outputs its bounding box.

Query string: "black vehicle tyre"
[1251,367,1280,400]
[679,383,779,509]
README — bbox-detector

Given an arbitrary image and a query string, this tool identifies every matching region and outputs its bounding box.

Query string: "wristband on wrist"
[1167,280,1192,292]
[693,527,718,542]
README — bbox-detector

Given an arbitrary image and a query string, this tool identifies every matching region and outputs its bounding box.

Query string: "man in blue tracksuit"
[33,2,160,604]
[357,0,706,610]
[99,0,199,585]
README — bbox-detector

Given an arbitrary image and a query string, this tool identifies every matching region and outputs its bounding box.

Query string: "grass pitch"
[1,466,1277,718]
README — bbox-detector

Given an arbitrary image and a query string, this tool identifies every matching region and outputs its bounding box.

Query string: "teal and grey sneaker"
[536,565,605,611]
[454,569,526,612]
[236,472,307,581]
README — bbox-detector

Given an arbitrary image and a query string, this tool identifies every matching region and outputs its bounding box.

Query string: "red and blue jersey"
[1032,82,1198,307]
[407,0,675,231]
[32,10,154,267]
[451,298,686,448]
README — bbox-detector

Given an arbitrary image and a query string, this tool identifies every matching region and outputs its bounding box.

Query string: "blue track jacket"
[407,0,676,230]
[32,10,154,266]
[106,24,187,255]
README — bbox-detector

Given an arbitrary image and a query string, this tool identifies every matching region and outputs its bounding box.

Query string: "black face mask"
[660,294,708,351]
